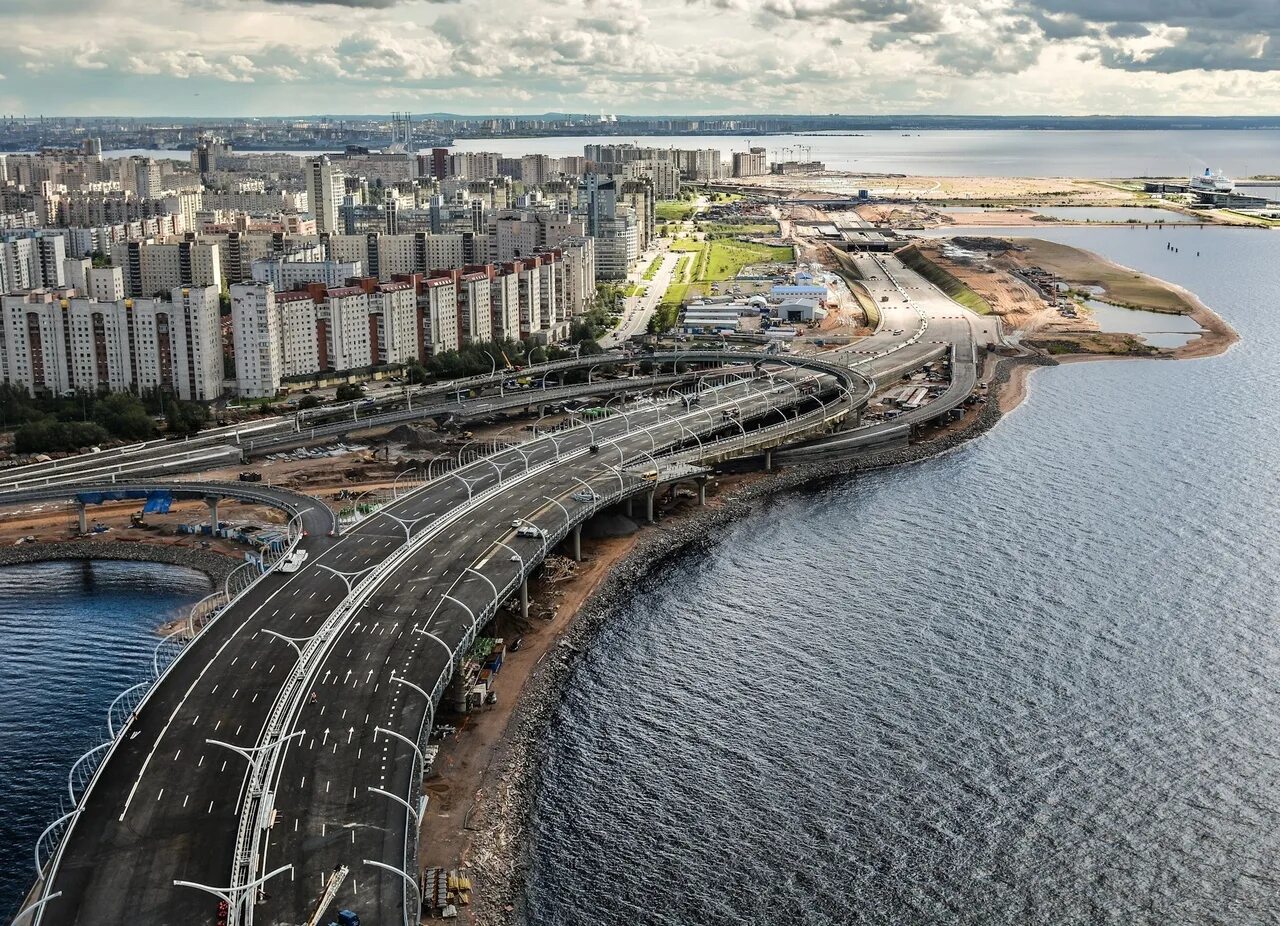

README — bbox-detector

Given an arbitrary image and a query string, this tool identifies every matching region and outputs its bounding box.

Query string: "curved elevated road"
[28,372,853,926]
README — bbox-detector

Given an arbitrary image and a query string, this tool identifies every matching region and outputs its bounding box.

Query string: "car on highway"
[515,524,544,539]
[278,548,308,573]
[571,489,597,502]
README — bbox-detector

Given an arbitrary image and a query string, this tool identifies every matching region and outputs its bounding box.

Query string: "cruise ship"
[1189,167,1235,194]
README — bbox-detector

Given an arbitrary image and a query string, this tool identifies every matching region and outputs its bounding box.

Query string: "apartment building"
[420,275,459,357]
[0,231,67,292]
[1,285,222,400]
[111,239,222,297]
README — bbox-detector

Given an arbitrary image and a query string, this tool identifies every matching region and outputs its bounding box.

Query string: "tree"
[94,392,156,440]
[15,418,110,454]
[335,383,364,402]
[404,361,429,385]
[297,394,322,410]
[166,401,208,436]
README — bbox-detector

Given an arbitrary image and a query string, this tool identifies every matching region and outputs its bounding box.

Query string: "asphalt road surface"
[34,374,826,926]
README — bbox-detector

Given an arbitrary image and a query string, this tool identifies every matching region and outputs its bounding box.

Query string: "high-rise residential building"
[112,240,222,297]
[367,280,419,365]
[1,285,222,400]
[251,248,362,291]
[620,180,656,251]
[578,175,638,280]
[0,231,67,292]
[459,270,493,343]
[490,266,520,341]
[732,147,769,178]
[305,156,345,234]
[558,236,597,318]
[231,282,284,398]
[131,157,164,199]
[420,275,459,356]
[623,160,681,200]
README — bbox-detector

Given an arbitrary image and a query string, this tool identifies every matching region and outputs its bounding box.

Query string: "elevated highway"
[23,369,859,926]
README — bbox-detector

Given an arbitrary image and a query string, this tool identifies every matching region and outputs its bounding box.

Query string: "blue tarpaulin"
[77,488,173,513]
[142,491,172,514]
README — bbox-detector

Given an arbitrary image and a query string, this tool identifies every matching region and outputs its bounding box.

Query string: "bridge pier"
[571,524,582,562]
[76,500,88,534]
[624,497,634,519]
[697,477,707,507]
[645,489,655,523]
[764,448,774,472]
[520,579,529,619]
[205,496,220,533]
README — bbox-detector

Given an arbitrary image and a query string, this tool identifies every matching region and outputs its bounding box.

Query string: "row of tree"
[2,385,208,454]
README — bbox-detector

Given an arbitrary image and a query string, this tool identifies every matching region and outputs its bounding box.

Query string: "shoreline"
[0,539,236,588]
[460,352,1056,925]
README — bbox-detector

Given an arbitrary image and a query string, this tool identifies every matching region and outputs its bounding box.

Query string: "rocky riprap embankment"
[0,539,237,587]
[450,354,1060,925]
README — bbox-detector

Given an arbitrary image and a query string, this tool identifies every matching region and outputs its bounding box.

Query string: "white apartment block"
[202,189,309,214]
[422,276,459,356]
[0,232,66,292]
[368,282,418,365]
[231,282,284,398]
[305,157,345,234]
[112,240,222,297]
[490,270,520,342]
[319,286,373,372]
[277,291,322,382]
[558,237,597,318]
[1,285,221,400]
[251,251,362,291]
[459,271,492,343]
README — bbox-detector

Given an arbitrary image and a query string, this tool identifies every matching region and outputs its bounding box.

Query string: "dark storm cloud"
[1018,0,1280,72]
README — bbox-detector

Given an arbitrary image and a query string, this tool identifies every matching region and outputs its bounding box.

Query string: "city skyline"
[5,0,1280,117]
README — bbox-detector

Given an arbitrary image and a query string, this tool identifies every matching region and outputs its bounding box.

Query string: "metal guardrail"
[234,377,805,925]
[27,511,307,926]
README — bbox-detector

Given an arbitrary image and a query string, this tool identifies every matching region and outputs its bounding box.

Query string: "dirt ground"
[912,236,1238,361]
[733,173,1139,202]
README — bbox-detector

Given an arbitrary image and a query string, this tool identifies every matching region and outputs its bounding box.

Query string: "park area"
[652,237,795,328]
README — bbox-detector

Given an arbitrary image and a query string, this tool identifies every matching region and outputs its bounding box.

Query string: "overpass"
[12,256,996,925]
[19,369,862,926]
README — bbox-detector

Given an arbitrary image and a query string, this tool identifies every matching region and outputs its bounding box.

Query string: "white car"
[515,525,544,539]
[571,490,597,503]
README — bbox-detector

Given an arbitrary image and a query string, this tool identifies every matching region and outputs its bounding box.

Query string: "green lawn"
[697,222,779,236]
[641,257,662,281]
[669,237,705,253]
[622,283,643,297]
[701,240,793,281]
[656,200,698,222]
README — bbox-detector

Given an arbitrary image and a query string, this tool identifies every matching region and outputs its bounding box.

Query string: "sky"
[4,0,1280,116]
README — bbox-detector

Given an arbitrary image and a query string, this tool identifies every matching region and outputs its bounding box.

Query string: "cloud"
[1015,0,1280,72]
[256,0,454,6]
[3,0,1280,114]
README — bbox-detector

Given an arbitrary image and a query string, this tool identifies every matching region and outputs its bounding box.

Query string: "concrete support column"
[697,478,707,507]
[557,373,565,387]
[205,496,220,533]
[624,497,633,518]
[520,579,529,620]
[537,404,546,418]
[571,524,582,562]
[76,501,88,535]
[764,448,774,472]
[645,489,655,524]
